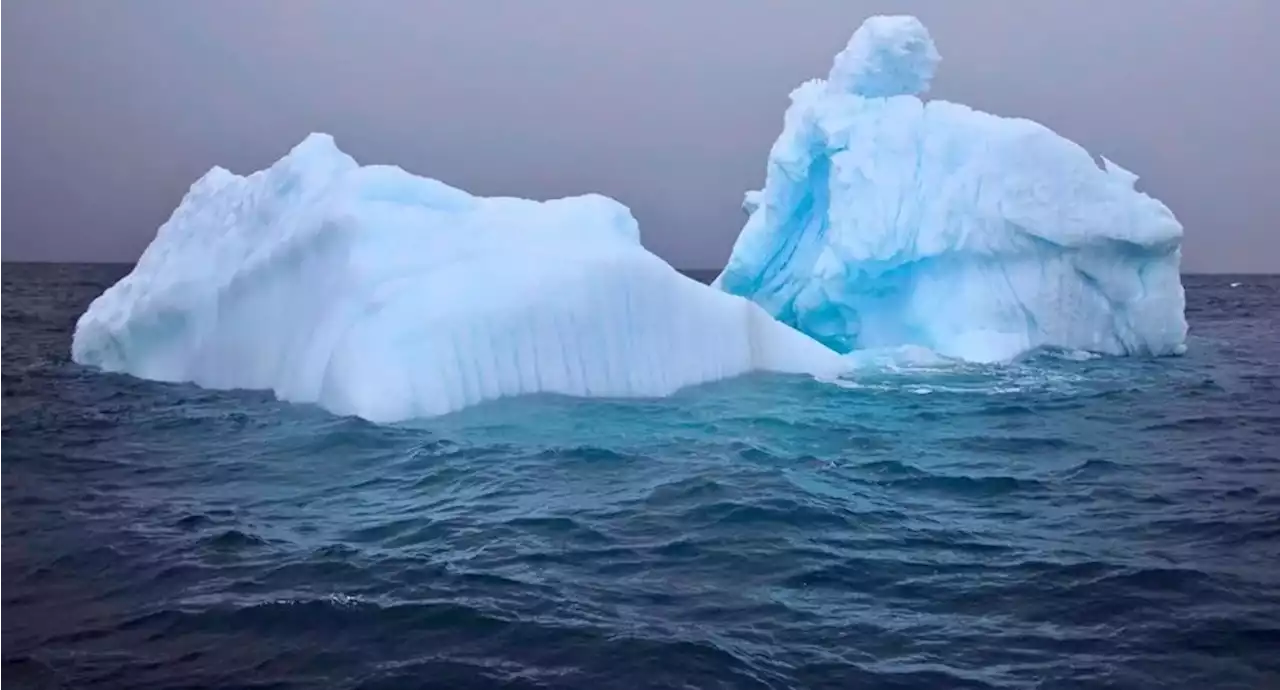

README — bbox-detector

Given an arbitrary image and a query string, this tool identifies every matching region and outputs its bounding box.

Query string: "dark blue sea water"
[3,263,1278,690]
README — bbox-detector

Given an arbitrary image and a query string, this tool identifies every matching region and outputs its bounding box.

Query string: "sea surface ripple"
[4,264,1279,689]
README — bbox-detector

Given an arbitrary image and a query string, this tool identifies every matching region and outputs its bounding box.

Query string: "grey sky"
[3,1,1277,271]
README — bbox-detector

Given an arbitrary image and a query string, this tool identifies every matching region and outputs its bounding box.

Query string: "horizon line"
[0,259,1276,277]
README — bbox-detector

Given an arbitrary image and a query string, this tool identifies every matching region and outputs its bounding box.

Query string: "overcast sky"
[3,1,1277,271]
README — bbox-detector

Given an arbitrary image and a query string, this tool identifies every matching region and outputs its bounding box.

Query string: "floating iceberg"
[72,134,847,422]
[715,15,1187,362]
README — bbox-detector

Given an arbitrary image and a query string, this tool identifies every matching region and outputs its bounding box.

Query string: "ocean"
[3,263,1278,690]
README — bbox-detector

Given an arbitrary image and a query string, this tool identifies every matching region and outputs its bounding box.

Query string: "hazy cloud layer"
[4,1,1277,271]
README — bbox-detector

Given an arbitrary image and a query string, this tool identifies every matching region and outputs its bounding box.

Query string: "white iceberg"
[715,15,1188,362]
[71,134,847,422]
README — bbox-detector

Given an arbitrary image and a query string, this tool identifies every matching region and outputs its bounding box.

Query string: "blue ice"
[71,134,847,421]
[714,15,1187,362]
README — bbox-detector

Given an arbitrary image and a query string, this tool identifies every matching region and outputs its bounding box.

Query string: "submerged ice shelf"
[715,15,1188,362]
[71,135,847,422]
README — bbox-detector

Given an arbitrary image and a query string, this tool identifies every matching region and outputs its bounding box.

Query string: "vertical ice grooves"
[71,133,855,422]
[620,265,640,394]
[589,273,613,395]
[527,303,545,395]
[455,319,477,409]
[438,323,463,415]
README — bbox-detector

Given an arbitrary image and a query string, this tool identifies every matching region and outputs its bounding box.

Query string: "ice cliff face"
[72,134,847,421]
[715,15,1187,362]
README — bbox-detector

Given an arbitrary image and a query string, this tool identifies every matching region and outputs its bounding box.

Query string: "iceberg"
[72,134,848,422]
[715,15,1187,362]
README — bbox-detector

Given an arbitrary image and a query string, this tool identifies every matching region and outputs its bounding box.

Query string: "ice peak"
[267,132,357,180]
[293,132,340,154]
[827,15,940,98]
[278,132,350,166]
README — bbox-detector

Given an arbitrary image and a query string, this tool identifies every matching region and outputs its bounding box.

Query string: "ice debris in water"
[71,134,849,422]
[714,14,1188,363]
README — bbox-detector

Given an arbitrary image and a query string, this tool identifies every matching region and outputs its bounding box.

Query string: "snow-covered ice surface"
[71,134,847,422]
[715,15,1187,363]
